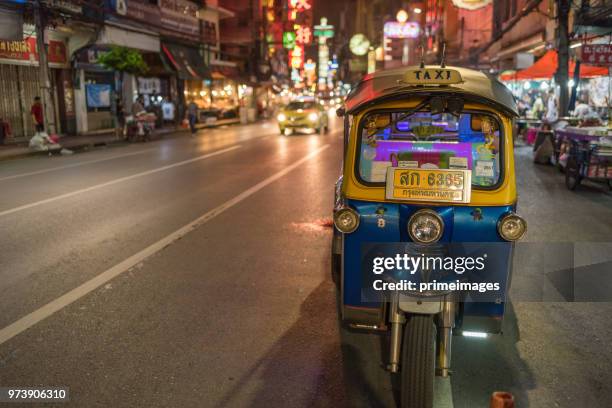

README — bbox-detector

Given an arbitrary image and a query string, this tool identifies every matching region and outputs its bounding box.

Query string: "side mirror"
[336,107,345,117]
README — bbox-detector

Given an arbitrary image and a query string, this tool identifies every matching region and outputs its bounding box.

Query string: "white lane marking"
[0,127,278,183]
[0,148,156,182]
[0,145,241,218]
[0,144,330,345]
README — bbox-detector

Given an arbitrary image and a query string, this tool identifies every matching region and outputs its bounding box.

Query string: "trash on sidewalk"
[28,132,63,153]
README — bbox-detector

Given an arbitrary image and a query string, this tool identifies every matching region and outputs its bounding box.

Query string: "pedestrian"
[112,96,125,140]
[544,90,558,124]
[187,100,198,135]
[530,93,545,120]
[132,95,145,116]
[30,96,44,133]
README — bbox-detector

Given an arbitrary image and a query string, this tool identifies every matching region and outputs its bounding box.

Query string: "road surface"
[1,119,611,407]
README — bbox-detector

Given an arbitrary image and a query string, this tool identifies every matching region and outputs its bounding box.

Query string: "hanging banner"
[159,0,199,36]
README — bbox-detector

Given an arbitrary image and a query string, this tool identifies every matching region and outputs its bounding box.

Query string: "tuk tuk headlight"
[334,207,359,233]
[498,213,527,241]
[408,209,444,244]
[277,113,287,122]
[308,112,319,122]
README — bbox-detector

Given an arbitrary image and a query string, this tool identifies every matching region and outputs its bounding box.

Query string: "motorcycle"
[124,113,156,142]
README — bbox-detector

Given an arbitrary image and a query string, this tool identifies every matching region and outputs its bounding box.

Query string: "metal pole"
[33,0,56,134]
[556,0,570,117]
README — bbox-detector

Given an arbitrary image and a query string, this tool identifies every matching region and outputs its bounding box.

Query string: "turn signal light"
[497,213,527,241]
[333,208,360,234]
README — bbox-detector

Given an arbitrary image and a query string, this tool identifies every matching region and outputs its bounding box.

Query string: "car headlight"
[498,213,527,241]
[308,112,319,122]
[334,207,359,233]
[408,209,444,244]
[277,113,287,122]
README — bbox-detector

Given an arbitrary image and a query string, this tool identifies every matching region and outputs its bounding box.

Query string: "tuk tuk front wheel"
[565,157,581,190]
[401,314,436,408]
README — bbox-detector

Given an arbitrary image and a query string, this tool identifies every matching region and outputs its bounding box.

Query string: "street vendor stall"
[554,126,612,190]
[500,50,609,144]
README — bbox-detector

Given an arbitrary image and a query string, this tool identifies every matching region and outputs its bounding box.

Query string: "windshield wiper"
[366,99,431,138]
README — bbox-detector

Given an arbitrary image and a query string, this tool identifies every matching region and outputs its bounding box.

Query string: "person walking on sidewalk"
[187,100,198,136]
[112,95,125,140]
[30,96,44,133]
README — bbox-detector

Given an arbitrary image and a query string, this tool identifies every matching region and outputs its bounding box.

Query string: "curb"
[0,119,243,162]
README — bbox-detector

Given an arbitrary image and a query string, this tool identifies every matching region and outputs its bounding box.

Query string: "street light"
[396,9,408,24]
[413,7,422,14]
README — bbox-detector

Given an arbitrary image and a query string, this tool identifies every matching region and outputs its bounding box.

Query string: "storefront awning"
[210,62,245,82]
[98,22,160,53]
[499,50,609,81]
[162,43,211,80]
[143,52,175,76]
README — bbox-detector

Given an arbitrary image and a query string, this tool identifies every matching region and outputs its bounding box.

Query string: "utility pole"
[556,0,570,117]
[33,0,56,134]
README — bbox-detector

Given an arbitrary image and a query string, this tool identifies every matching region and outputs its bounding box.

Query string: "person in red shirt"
[30,96,44,132]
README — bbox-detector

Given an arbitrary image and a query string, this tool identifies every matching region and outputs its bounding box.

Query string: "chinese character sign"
[290,45,304,69]
[582,44,612,66]
[295,25,312,45]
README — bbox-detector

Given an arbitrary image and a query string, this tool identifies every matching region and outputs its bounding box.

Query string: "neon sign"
[383,22,420,39]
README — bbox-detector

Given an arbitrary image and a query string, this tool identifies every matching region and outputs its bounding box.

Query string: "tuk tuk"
[332,65,527,408]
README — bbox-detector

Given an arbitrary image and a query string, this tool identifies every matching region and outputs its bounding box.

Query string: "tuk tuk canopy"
[499,50,608,81]
[345,65,518,118]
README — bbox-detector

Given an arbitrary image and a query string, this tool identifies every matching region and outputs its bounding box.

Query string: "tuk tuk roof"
[345,65,518,117]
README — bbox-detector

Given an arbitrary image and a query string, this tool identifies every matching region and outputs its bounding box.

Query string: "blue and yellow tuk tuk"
[332,65,527,408]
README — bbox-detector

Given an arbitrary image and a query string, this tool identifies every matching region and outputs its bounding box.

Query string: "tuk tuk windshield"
[357,111,502,187]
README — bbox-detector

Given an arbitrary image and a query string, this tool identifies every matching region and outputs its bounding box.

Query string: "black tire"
[331,252,341,290]
[401,315,436,408]
[565,156,581,190]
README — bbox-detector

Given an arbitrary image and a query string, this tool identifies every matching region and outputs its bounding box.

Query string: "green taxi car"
[277,100,329,135]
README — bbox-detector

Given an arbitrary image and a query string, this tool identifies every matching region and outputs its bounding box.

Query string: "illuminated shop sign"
[383,21,420,39]
[451,0,492,10]
[289,45,304,69]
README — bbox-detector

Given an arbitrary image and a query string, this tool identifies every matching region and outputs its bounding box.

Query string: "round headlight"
[408,209,444,244]
[498,213,527,241]
[277,113,287,122]
[308,112,319,122]
[334,207,359,233]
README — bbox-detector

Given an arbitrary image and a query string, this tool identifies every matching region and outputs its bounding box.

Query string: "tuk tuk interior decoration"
[332,65,526,408]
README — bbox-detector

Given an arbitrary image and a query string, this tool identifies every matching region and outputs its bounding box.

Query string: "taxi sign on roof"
[403,68,463,85]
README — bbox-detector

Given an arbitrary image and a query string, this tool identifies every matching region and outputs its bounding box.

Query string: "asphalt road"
[0,119,611,407]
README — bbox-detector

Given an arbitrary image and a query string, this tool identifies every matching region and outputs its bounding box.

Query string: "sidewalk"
[0,118,241,161]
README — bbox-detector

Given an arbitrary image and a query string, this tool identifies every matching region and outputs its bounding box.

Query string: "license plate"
[385,168,471,203]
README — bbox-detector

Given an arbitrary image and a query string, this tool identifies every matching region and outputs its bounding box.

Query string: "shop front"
[0,31,71,141]
[72,21,161,134]
[138,52,179,128]
[73,46,118,134]
[161,41,211,123]
[209,63,251,123]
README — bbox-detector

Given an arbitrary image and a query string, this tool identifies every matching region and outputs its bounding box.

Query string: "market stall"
[499,50,609,144]
[554,126,612,190]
